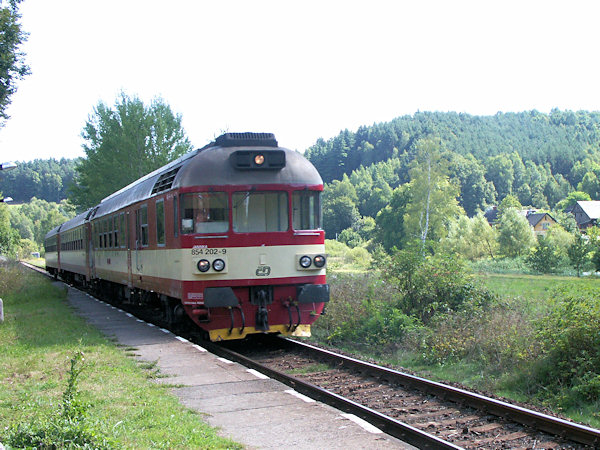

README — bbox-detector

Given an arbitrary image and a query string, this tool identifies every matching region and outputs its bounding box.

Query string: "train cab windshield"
[292,191,321,231]
[181,192,229,234]
[180,190,322,234]
[233,191,288,232]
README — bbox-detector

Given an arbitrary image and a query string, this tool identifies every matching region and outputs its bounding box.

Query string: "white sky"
[1,0,600,162]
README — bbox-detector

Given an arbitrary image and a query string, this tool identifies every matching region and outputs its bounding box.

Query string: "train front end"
[176,133,329,341]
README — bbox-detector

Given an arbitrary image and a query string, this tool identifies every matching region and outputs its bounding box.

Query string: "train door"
[57,232,61,272]
[133,205,148,278]
[85,222,93,281]
[89,222,96,279]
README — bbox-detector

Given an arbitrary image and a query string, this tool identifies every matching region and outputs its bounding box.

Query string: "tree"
[322,196,360,239]
[497,208,536,257]
[526,234,562,273]
[337,228,362,248]
[0,158,79,203]
[403,139,462,252]
[70,93,192,210]
[449,153,495,217]
[497,194,522,218]
[578,171,600,199]
[0,203,19,257]
[442,213,498,260]
[0,0,29,126]
[471,214,499,259]
[554,191,591,212]
[10,198,74,248]
[384,248,492,323]
[568,233,590,277]
[375,184,411,252]
[543,224,574,263]
[486,155,514,201]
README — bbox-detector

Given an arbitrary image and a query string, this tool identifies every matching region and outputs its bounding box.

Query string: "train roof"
[92,133,322,220]
[44,209,92,240]
[45,225,61,240]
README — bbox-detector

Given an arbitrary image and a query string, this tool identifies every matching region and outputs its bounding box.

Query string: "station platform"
[63,284,413,449]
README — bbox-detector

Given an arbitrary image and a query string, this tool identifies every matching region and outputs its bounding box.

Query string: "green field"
[0,262,241,449]
[477,272,600,301]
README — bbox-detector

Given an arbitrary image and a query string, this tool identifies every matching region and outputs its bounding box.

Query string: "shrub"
[328,299,419,350]
[533,287,600,404]
[526,235,562,273]
[384,249,495,323]
[343,246,372,269]
[338,228,363,248]
[313,273,417,351]
[419,299,537,368]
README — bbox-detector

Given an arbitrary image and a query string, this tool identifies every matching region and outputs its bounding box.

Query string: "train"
[45,132,329,341]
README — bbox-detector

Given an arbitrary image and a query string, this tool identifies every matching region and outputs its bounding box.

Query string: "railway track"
[24,262,600,449]
[209,336,600,449]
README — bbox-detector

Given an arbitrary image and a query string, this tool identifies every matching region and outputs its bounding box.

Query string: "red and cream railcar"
[44,211,91,283]
[45,133,329,341]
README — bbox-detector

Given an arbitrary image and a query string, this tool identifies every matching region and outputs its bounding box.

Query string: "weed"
[287,363,331,375]
[3,351,115,449]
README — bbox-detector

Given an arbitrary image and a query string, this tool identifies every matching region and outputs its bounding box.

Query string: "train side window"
[292,191,322,231]
[114,215,119,248]
[108,217,113,248]
[180,192,229,234]
[119,213,126,248]
[101,222,104,248]
[105,218,109,248]
[173,195,178,238]
[156,199,165,245]
[136,205,149,247]
[125,212,129,248]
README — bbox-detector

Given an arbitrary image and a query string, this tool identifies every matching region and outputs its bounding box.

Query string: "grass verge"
[0,261,241,449]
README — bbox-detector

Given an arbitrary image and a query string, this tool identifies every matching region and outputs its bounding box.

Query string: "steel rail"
[280,338,600,447]
[203,340,463,450]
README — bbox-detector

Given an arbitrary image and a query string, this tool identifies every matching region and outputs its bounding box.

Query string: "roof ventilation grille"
[152,167,180,195]
[215,132,278,148]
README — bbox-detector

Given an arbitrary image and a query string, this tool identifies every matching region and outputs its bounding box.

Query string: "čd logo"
[256,265,271,276]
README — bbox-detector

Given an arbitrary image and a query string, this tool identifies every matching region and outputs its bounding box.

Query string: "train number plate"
[191,247,227,256]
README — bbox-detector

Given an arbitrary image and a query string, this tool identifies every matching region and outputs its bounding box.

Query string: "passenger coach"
[45,133,329,341]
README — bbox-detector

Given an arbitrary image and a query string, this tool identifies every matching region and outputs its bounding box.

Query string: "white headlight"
[299,255,312,268]
[212,259,225,272]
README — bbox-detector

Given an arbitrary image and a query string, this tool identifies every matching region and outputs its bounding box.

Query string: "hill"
[305,110,600,216]
[0,158,79,203]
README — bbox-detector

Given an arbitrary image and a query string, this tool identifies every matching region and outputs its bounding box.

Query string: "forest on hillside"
[0,158,78,203]
[305,109,600,219]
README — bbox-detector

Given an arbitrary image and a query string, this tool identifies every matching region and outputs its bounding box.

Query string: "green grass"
[0,262,241,449]
[24,257,45,268]
[477,272,599,301]
[286,363,330,375]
